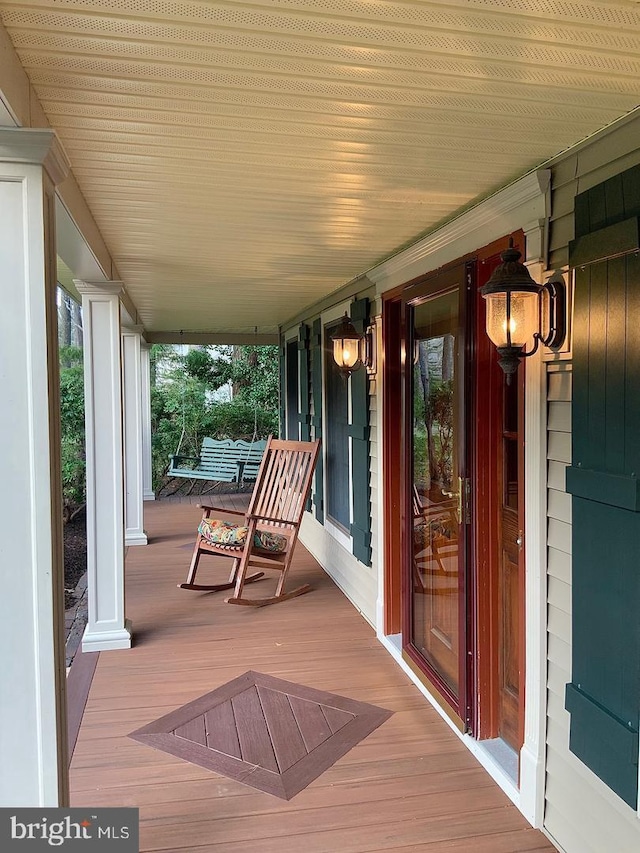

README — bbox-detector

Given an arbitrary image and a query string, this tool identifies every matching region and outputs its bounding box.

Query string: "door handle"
[442,477,464,523]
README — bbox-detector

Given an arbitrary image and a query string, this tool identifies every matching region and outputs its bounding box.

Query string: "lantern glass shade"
[484,290,538,349]
[333,336,361,370]
[331,313,364,374]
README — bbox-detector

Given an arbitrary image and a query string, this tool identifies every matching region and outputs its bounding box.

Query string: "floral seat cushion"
[198,518,287,554]
[413,514,456,546]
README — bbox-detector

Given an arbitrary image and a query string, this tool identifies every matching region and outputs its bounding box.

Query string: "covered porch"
[2,2,640,847]
[68,498,554,852]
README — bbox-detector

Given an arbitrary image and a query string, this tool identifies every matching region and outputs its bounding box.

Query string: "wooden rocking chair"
[412,485,459,592]
[179,437,321,606]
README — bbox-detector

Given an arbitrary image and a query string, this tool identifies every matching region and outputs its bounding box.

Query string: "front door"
[393,239,526,746]
[403,267,470,721]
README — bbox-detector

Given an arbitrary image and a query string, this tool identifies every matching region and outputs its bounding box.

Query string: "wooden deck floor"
[70,499,556,853]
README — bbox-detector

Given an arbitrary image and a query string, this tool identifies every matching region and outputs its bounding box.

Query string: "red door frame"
[382,233,525,738]
[400,261,474,728]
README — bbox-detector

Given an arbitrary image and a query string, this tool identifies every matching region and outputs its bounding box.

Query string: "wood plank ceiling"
[1,0,639,334]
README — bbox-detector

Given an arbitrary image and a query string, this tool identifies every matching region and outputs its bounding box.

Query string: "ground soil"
[156,476,252,499]
[64,512,87,610]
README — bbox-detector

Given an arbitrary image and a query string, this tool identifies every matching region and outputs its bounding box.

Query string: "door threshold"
[379,633,521,811]
[475,737,519,785]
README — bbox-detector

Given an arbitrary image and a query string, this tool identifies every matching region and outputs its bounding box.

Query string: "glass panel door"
[410,288,463,699]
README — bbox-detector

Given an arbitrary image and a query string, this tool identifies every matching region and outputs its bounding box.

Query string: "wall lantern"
[480,239,566,381]
[331,313,376,377]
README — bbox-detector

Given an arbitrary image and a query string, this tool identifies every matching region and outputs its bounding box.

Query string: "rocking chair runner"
[179,437,321,606]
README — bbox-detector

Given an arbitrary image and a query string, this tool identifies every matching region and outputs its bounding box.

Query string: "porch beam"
[0,126,70,805]
[145,331,279,345]
[76,280,133,652]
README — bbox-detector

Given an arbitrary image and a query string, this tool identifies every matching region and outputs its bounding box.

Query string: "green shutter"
[298,323,312,511]
[298,323,311,442]
[278,335,286,439]
[349,297,372,566]
[311,318,324,523]
[565,165,640,809]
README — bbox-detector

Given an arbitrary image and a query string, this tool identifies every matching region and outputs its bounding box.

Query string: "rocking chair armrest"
[198,504,247,517]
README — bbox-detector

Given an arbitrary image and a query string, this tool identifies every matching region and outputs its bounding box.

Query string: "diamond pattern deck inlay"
[129,671,392,799]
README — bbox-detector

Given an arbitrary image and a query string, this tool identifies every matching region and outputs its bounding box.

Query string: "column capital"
[0,127,70,185]
[122,323,145,335]
[74,280,124,297]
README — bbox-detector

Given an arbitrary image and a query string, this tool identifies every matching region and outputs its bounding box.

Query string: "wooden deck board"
[66,649,99,761]
[69,499,555,851]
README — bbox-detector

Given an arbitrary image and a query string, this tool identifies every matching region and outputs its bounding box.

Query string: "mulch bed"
[156,476,253,500]
[64,511,87,610]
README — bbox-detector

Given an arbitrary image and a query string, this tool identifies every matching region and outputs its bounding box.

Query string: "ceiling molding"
[0,126,70,184]
[368,170,551,292]
[74,279,124,296]
[281,274,376,332]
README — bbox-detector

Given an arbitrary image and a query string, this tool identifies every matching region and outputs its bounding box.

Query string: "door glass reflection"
[411,289,461,697]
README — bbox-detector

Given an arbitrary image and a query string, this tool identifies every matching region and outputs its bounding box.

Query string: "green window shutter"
[311,318,324,523]
[565,166,640,808]
[349,297,372,566]
[278,335,286,440]
[298,323,311,442]
[298,323,312,511]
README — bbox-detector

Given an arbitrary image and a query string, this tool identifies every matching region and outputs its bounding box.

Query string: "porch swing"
[166,337,267,490]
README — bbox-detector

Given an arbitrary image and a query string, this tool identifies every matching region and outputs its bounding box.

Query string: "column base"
[82,619,133,652]
[143,491,156,501]
[125,530,148,546]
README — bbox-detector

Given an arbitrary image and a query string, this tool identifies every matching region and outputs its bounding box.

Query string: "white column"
[0,127,70,805]
[122,327,148,545]
[76,280,133,651]
[141,342,155,501]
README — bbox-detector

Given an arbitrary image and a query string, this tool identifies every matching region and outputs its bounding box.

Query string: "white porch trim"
[76,280,132,652]
[0,126,70,805]
[141,342,155,501]
[520,343,548,828]
[122,327,148,545]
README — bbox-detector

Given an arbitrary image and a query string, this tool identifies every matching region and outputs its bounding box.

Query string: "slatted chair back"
[248,437,320,527]
[179,436,321,605]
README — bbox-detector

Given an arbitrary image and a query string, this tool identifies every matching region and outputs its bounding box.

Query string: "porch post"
[141,342,155,501]
[76,280,133,651]
[0,127,70,805]
[122,327,148,545]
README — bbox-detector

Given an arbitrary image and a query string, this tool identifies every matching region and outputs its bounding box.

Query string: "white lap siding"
[544,368,640,853]
[543,113,640,853]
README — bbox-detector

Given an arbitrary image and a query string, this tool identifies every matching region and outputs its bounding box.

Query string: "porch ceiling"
[1,0,639,335]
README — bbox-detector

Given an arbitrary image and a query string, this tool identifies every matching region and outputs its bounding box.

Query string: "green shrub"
[150,345,279,489]
[59,347,86,512]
